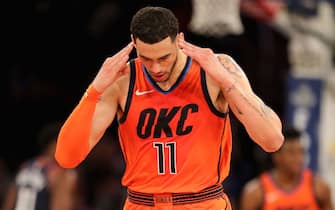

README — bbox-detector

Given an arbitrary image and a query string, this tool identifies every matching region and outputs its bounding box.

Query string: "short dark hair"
[282,126,302,142]
[130,6,179,44]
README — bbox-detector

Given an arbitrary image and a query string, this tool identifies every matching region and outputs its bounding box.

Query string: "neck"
[272,169,301,191]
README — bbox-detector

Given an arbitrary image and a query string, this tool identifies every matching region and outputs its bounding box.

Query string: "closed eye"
[158,54,170,62]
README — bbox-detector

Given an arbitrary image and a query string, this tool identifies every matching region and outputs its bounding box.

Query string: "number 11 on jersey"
[153,142,177,175]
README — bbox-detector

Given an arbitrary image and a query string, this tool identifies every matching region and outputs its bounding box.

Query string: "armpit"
[215,92,229,113]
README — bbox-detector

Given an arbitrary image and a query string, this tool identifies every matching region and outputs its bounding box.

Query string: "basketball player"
[240,127,333,210]
[2,122,79,210]
[55,6,284,209]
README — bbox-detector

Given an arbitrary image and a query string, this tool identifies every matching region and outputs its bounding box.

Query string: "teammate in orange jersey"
[54,6,284,209]
[240,127,333,210]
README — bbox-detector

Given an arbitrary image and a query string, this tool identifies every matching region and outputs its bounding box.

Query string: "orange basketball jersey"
[117,57,232,193]
[260,169,320,210]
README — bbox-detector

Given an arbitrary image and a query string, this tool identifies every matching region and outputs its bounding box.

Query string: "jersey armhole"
[118,59,136,124]
[200,70,227,117]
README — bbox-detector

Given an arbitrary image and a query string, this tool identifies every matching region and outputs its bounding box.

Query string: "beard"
[158,54,178,83]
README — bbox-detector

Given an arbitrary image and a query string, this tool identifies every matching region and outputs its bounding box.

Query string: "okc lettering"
[137,104,198,138]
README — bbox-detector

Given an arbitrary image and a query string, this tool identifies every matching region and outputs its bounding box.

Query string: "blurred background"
[1,0,335,209]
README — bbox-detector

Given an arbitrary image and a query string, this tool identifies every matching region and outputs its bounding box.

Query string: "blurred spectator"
[241,0,335,205]
[78,131,126,210]
[1,121,83,210]
[239,126,333,210]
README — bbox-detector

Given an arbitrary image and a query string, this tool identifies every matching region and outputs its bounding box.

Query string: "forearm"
[55,85,101,168]
[223,82,283,151]
[218,55,283,152]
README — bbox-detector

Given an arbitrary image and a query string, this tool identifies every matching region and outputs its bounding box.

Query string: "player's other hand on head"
[92,42,134,92]
[178,36,222,78]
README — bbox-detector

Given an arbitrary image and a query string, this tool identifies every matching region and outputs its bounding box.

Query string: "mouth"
[152,73,166,81]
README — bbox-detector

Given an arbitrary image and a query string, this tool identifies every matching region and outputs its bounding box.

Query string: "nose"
[150,62,162,73]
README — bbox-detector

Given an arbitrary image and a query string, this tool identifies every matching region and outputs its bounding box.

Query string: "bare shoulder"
[314,173,332,198]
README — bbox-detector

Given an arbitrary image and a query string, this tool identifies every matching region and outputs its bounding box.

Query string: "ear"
[178,32,185,41]
[130,34,136,48]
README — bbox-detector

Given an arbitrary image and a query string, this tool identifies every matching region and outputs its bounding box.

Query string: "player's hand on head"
[178,37,223,80]
[177,36,205,60]
[92,42,134,92]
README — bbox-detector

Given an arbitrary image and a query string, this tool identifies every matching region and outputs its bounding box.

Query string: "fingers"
[115,42,134,59]
[178,37,201,59]
[178,37,219,71]
[104,42,134,66]
[179,39,198,50]
[117,42,134,63]
[124,42,134,55]
[178,38,191,55]
[93,42,133,91]
[116,43,133,67]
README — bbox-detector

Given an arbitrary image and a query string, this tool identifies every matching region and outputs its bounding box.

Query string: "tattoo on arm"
[234,92,272,119]
[260,102,272,116]
[218,56,243,78]
[218,55,273,119]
